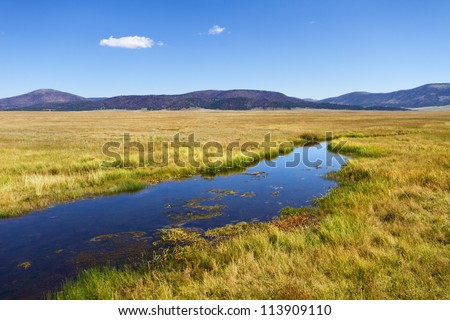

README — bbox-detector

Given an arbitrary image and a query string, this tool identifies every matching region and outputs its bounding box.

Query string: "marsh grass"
[1,110,449,299]
[110,181,148,193]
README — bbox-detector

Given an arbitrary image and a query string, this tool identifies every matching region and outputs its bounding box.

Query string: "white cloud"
[208,25,225,35]
[99,36,154,49]
[156,41,164,46]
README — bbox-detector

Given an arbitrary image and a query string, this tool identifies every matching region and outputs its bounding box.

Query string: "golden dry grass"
[1,110,449,299]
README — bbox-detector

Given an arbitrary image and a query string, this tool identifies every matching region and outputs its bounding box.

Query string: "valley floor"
[0,110,449,299]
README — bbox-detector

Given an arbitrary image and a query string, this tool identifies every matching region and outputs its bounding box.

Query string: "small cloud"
[208,25,225,35]
[99,36,154,49]
[156,41,164,46]
[310,21,315,24]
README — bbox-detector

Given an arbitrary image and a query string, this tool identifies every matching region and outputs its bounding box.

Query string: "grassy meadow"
[0,110,449,299]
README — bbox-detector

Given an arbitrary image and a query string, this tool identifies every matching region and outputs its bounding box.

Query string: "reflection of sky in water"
[0,142,346,299]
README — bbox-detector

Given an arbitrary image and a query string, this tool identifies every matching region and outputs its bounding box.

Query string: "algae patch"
[241,192,256,198]
[90,231,147,242]
[165,197,227,223]
[208,189,237,196]
[17,261,32,269]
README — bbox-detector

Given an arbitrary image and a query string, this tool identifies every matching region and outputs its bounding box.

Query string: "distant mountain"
[1,89,392,111]
[2,84,449,111]
[0,89,86,109]
[320,83,450,108]
[71,90,334,111]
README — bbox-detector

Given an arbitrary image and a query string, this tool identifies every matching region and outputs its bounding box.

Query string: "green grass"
[109,181,148,193]
[328,140,384,157]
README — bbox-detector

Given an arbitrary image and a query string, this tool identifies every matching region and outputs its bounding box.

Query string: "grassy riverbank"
[1,110,449,299]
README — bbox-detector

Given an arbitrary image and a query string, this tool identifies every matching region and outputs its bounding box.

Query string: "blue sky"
[1,0,450,99]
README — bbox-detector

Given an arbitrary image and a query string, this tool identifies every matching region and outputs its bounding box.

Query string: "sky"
[1,0,450,99]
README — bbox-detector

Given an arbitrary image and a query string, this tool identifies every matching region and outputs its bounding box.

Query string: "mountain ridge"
[320,83,450,108]
[2,83,450,111]
[1,89,385,111]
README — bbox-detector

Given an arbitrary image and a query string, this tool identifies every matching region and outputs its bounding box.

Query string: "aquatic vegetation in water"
[17,261,32,269]
[90,231,147,242]
[208,189,237,196]
[241,192,256,197]
[75,232,152,266]
[154,228,205,246]
[246,171,267,179]
[164,197,227,223]
[249,171,266,176]
[208,189,238,200]
[184,198,227,212]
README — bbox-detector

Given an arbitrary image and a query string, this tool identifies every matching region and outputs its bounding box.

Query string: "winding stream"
[0,142,346,299]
